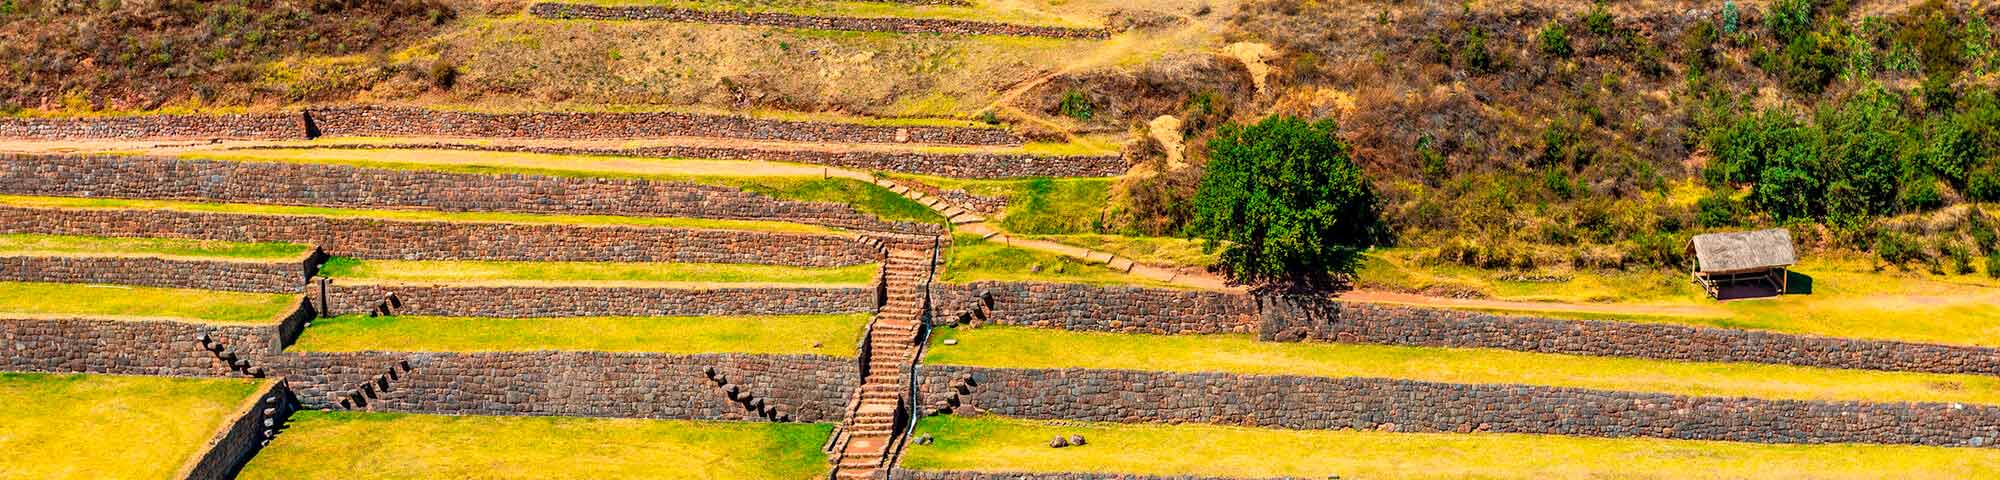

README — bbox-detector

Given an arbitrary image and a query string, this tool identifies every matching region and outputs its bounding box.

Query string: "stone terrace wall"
[0,206,875,266]
[920,365,2000,448]
[530,3,1112,40]
[179,379,295,480]
[272,352,857,422]
[0,255,308,293]
[932,282,1255,334]
[0,317,283,377]
[0,154,939,235]
[323,284,872,317]
[1291,300,2000,377]
[893,471,1273,480]
[0,105,1022,146]
[263,141,1128,179]
[931,281,2000,376]
[310,105,1021,146]
[0,112,302,140]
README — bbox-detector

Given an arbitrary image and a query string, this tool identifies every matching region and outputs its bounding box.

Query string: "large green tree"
[1189,115,1384,288]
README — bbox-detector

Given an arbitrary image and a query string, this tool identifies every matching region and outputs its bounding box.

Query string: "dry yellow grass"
[0,373,261,480]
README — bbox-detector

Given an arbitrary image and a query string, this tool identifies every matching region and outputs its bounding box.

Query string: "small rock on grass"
[1049,436,1069,448]
[1069,434,1085,446]
[942,339,959,346]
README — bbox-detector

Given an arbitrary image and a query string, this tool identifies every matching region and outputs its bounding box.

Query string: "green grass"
[1020,234,1217,269]
[0,233,311,260]
[926,326,2000,407]
[0,194,842,235]
[943,234,1177,288]
[0,281,298,324]
[292,313,868,355]
[239,411,832,480]
[0,373,262,480]
[318,257,875,286]
[1358,248,2000,348]
[175,149,944,225]
[903,415,2000,479]
[887,175,1113,235]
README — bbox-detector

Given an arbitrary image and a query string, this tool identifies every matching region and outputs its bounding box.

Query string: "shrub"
[1461,26,1495,73]
[1969,167,2000,202]
[1768,0,1817,44]
[1583,2,1615,36]
[1721,1,1741,34]
[979,110,1001,125]
[1948,244,1976,274]
[1776,31,1844,95]
[426,58,457,90]
[1696,191,1742,227]
[1538,22,1572,58]
[1875,231,1924,265]
[1058,90,1094,121]
[1988,253,2000,278]
[1898,176,1945,212]
[1190,116,1385,287]
[1417,135,1448,185]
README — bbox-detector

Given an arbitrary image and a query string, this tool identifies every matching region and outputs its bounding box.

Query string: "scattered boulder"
[1049,435,1070,448]
[1069,434,1086,446]
[942,339,960,346]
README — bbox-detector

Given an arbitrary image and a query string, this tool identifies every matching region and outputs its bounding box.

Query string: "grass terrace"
[563,0,1097,29]
[0,281,298,324]
[319,257,876,287]
[173,148,944,225]
[0,233,312,260]
[944,234,1178,288]
[1360,250,2000,348]
[0,373,262,480]
[0,194,842,235]
[292,313,868,355]
[902,415,2000,479]
[925,326,2000,407]
[238,411,831,480]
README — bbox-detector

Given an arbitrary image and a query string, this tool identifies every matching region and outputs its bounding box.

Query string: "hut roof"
[1689,228,1797,273]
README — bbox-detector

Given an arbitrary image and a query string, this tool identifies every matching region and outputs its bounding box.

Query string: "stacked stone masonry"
[530,3,1112,39]
[0,205,874,266]
[920,365,2000,448]
[180,379,295,480]
[1,316,858,422]
[0,105,1022,146]
[0,254,313,293]
[0,154,939,235]
[249,141,1127,179]
[934,281,2000,376]
[273,352,856,422]
[322,284,873,317]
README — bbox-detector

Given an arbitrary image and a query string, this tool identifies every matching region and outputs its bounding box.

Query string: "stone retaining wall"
[322,283,873,317]
[920,365,2000,448]
[0,154,939,235]
[272,352,856,422]
[0,254,314,293]
[0,297,312,377]
[530,3,1112,39]
[0,105,1021,146]
[179,379,296,480]
[933,281,2000,376]
[254,141,1126,179]
[932,282,1255,334]
[0,205,875,266]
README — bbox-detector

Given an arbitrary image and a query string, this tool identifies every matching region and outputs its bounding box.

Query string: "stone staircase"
[829,243,936,479]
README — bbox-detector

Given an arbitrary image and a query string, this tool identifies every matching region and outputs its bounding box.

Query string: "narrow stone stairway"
[831,243,935,479]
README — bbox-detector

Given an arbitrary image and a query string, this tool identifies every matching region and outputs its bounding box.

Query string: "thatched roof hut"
[1686,228,1797,299]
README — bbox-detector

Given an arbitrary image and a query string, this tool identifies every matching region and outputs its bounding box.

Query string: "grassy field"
[902,415,2000,479]
[319,257,875,286]
[238,411,831,480]
[943,234,1177,288]
[0,194,840,235]
[0,281,298,324]
[888,175,1114,235]
[1020,234,1216,269]
[926,326,2000,406]
[177,148,944,225]
[292,313,868,355]
[1359,249,2000,347]
[0,373,261,480]
[0,233,310,260]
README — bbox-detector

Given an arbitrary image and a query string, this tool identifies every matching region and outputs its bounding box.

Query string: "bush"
[1058,90,1094,121]
[1461,26,1496,73]
[1721,1,1741,34]
[1538,22,1573,58]
[1768,0,1817,44]
[1969,167,2000,202]
[1190,116,1385,287]
[1696,191,1742,227]
[426,58,457,90]
[1583,2,1615,36]
[1776,31,1844,95]
[1988,253,2000,278]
